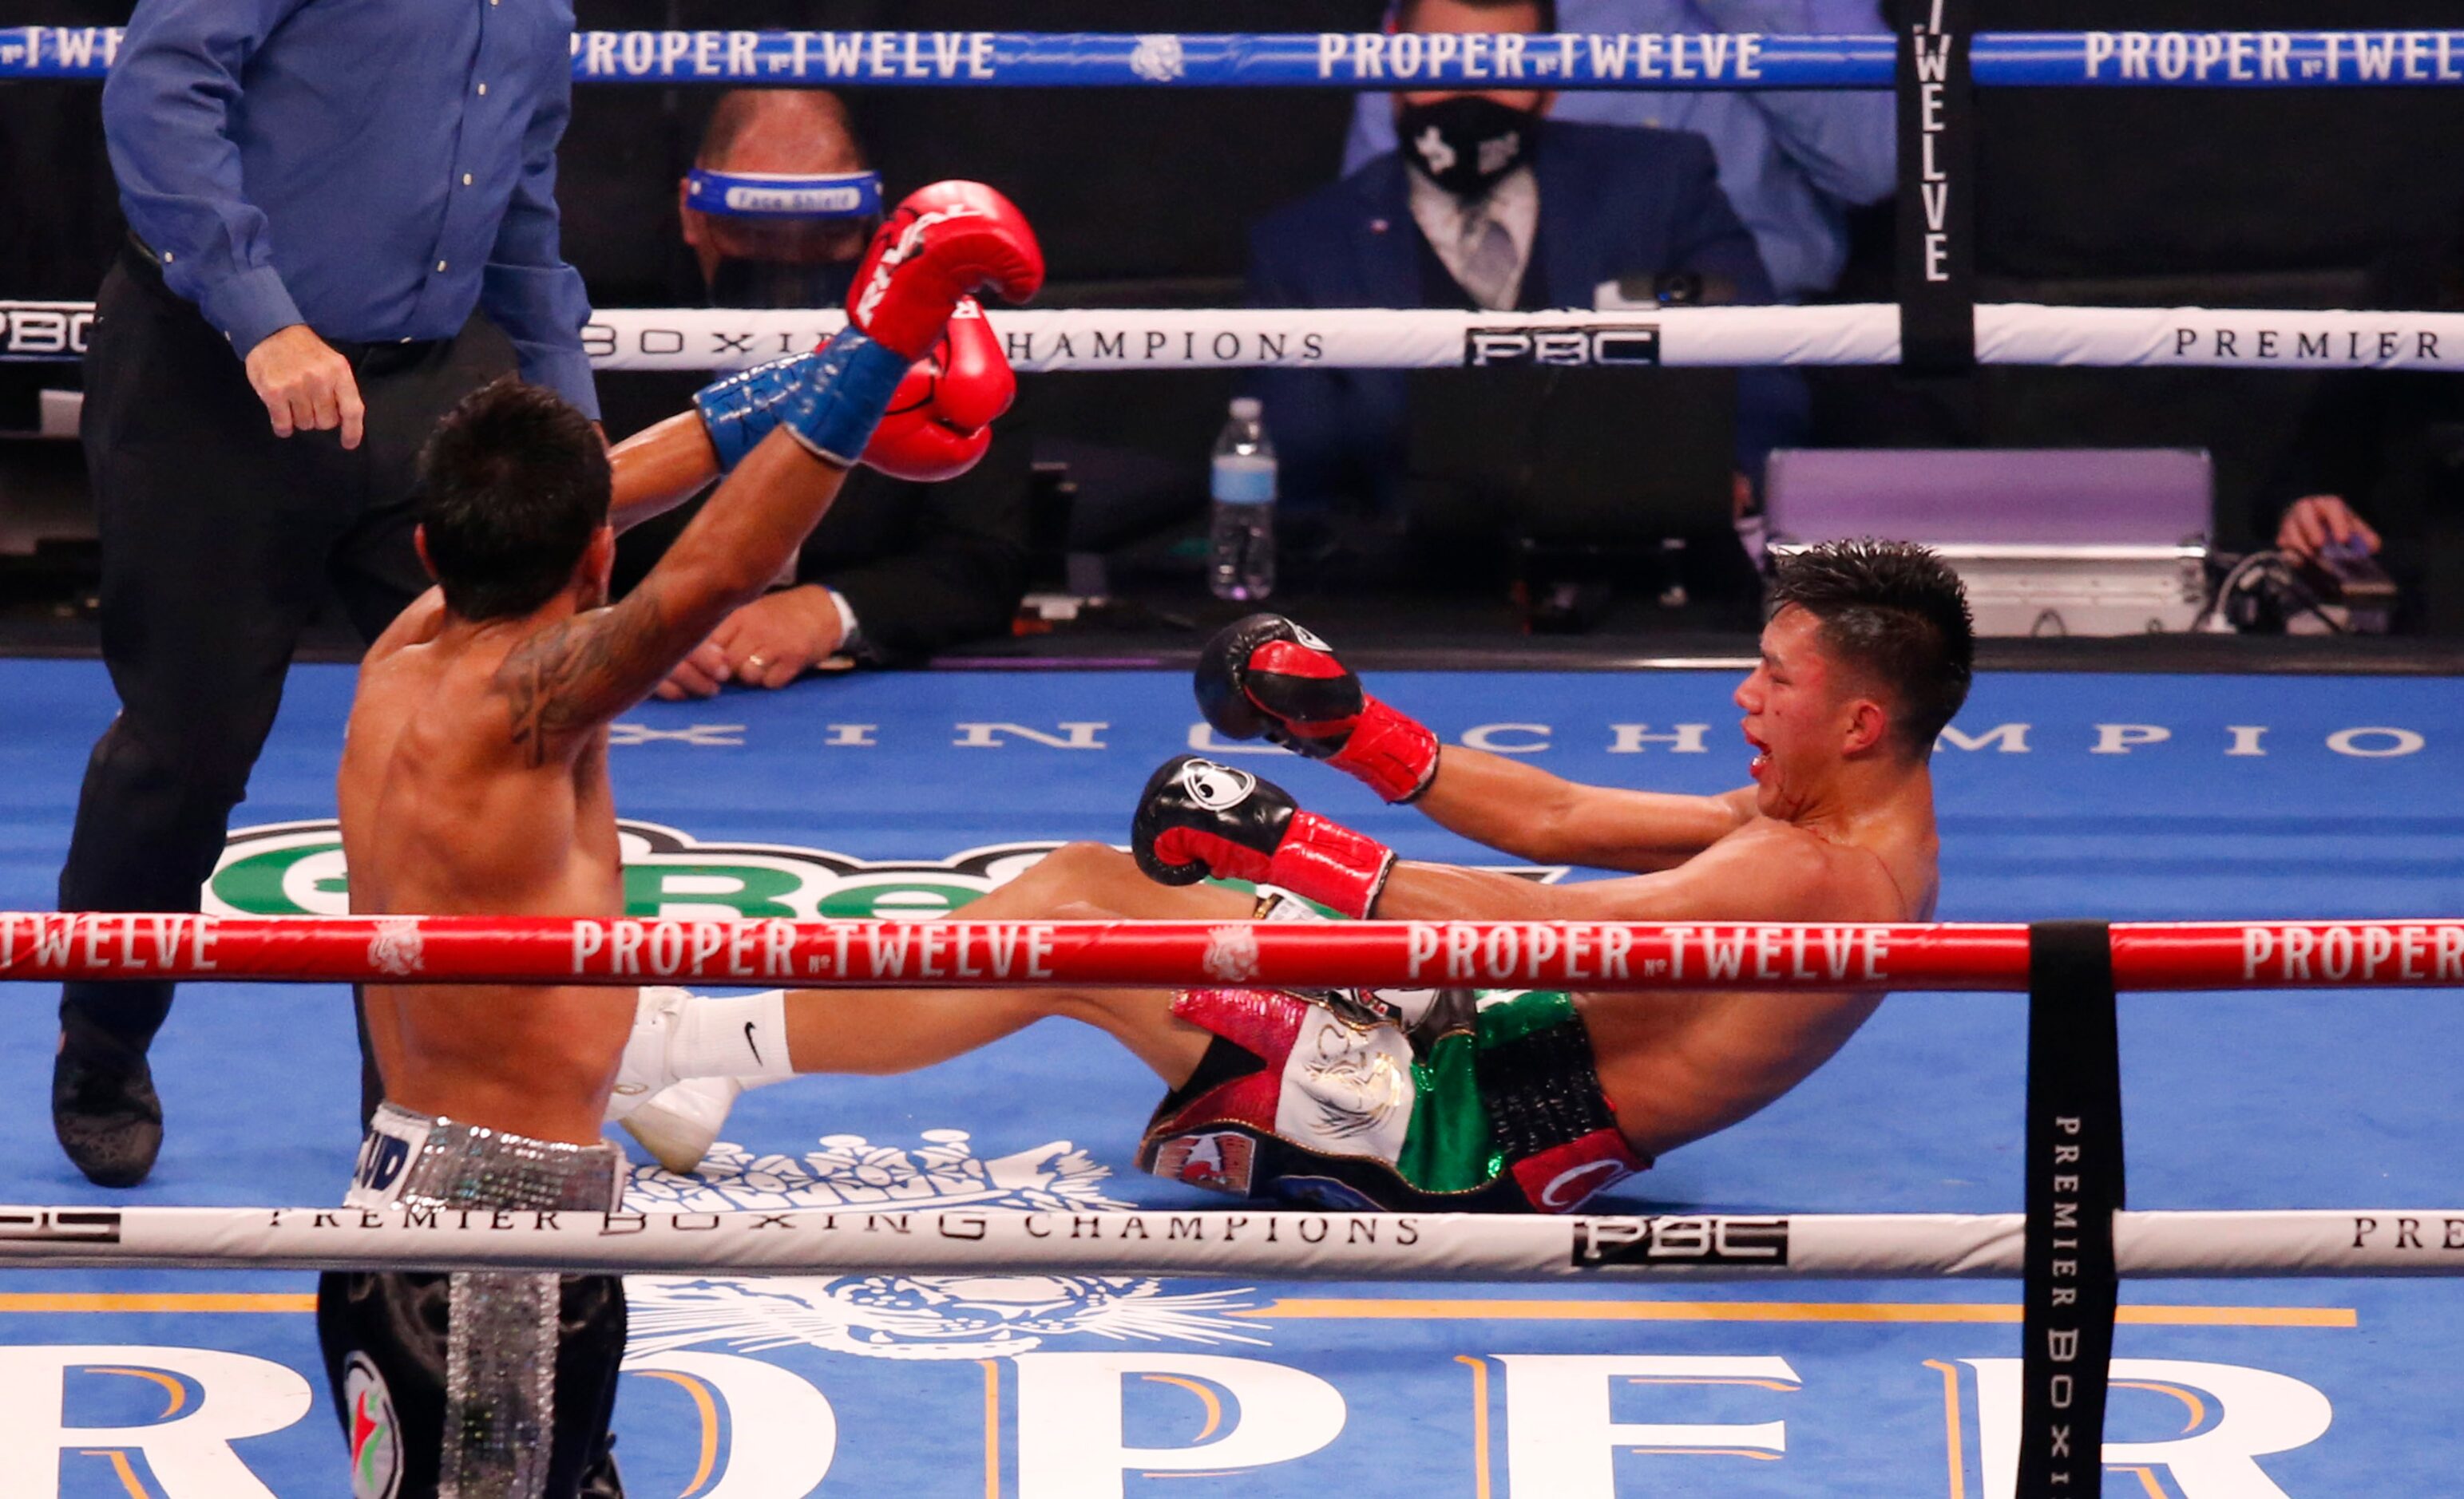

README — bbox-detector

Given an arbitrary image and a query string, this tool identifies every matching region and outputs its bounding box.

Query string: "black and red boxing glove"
[862,299,1013,481]
[1132,755,1396,920]
[848,181,1044,361]
[1195,615,1440,803]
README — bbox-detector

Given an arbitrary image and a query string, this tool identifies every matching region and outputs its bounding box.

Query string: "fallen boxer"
[616,541,1971,1216]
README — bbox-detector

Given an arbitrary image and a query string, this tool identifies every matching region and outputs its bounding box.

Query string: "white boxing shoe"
[602,986,786,1173]
[604,986,697,1125]
[620,1076,747,1175]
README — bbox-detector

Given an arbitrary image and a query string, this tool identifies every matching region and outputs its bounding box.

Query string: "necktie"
[1458,211,1520,311]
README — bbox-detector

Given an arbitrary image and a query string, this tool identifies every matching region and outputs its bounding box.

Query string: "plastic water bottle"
[1209,397,1277,601]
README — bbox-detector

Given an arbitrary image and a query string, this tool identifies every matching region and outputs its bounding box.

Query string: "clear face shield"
[684,168,884,308]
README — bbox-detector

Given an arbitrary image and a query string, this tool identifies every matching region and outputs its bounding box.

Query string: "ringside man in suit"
[1246,0,1781,520]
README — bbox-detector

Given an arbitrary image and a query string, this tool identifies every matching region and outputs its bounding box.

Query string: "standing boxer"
[63,0,599,1183]
[320,184,1039,1498]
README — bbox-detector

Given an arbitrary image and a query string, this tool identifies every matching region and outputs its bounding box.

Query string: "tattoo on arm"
[492,591,682,766]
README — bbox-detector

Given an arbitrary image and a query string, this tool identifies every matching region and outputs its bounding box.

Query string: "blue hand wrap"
[777,326,910,467]
[691,353,814,473]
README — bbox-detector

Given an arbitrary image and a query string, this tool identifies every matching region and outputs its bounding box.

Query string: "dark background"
[4,0,2462,564]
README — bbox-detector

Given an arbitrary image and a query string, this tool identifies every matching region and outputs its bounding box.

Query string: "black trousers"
[62,242,517,1115]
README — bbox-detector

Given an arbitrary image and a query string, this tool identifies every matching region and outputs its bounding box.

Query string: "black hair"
[1398,0,1559,37]
[1768,540,1975,757]
[415,379,612,622]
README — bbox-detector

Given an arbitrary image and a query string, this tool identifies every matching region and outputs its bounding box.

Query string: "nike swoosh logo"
[744,1021,763,1066]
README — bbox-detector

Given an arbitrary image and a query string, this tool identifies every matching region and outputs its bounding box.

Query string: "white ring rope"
[9,300,2464,370]
[2,1205,2456,1279]
[565,303,2464,373]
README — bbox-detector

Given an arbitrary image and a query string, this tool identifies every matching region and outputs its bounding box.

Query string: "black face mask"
[1396,95,1539,200]
[706,256,858,310]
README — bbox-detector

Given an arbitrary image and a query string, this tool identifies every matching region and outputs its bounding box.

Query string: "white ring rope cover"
[1,1204,2457,1280]
[9,301,2464,371]
[583,303,2464,373]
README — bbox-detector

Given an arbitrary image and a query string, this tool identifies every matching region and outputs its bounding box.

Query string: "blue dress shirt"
[102,0,598,416]
[1347,0,1896,301]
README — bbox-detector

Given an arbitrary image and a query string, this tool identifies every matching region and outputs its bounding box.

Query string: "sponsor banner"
[208,820,1064,921]
[18,1200,2464,1278]
[205,716,2447,766]
[11,28,2464,88]
[1896,0,1975,373]
[0,1338,2355,1498]
[585,304,2464,374]
[571,305,2464,375]
[11,301,2464,373]
[26,908,2464,991]
[203,819,1560,923]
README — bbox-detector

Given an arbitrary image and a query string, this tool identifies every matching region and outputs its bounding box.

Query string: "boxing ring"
[0,662,2454,1496]
[3,19,2463,1499]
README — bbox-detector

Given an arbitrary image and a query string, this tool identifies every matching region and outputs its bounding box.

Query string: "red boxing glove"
[848,181,1044,361]
[863,299,1014,481]
[1132,756,1396,920]
[1196,615,1440,803]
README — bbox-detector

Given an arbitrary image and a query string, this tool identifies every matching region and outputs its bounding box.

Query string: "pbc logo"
[1465,325,1660,368]
[0,1207,123,1244]
[0,303,94,358]
[1574,1214,1789,1268]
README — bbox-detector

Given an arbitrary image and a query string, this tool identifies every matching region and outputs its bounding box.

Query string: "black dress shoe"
[53,1034,164,1188]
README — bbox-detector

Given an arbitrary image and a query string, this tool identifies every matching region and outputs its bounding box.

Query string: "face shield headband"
[684,168,883,221]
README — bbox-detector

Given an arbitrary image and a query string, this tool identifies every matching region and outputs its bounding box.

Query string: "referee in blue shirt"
[60,0,598,1186]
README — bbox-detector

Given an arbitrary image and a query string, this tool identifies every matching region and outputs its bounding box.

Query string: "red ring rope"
[0,912,2458,991]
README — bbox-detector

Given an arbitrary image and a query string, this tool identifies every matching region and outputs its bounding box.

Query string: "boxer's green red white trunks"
[1137,983,1650,1213]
